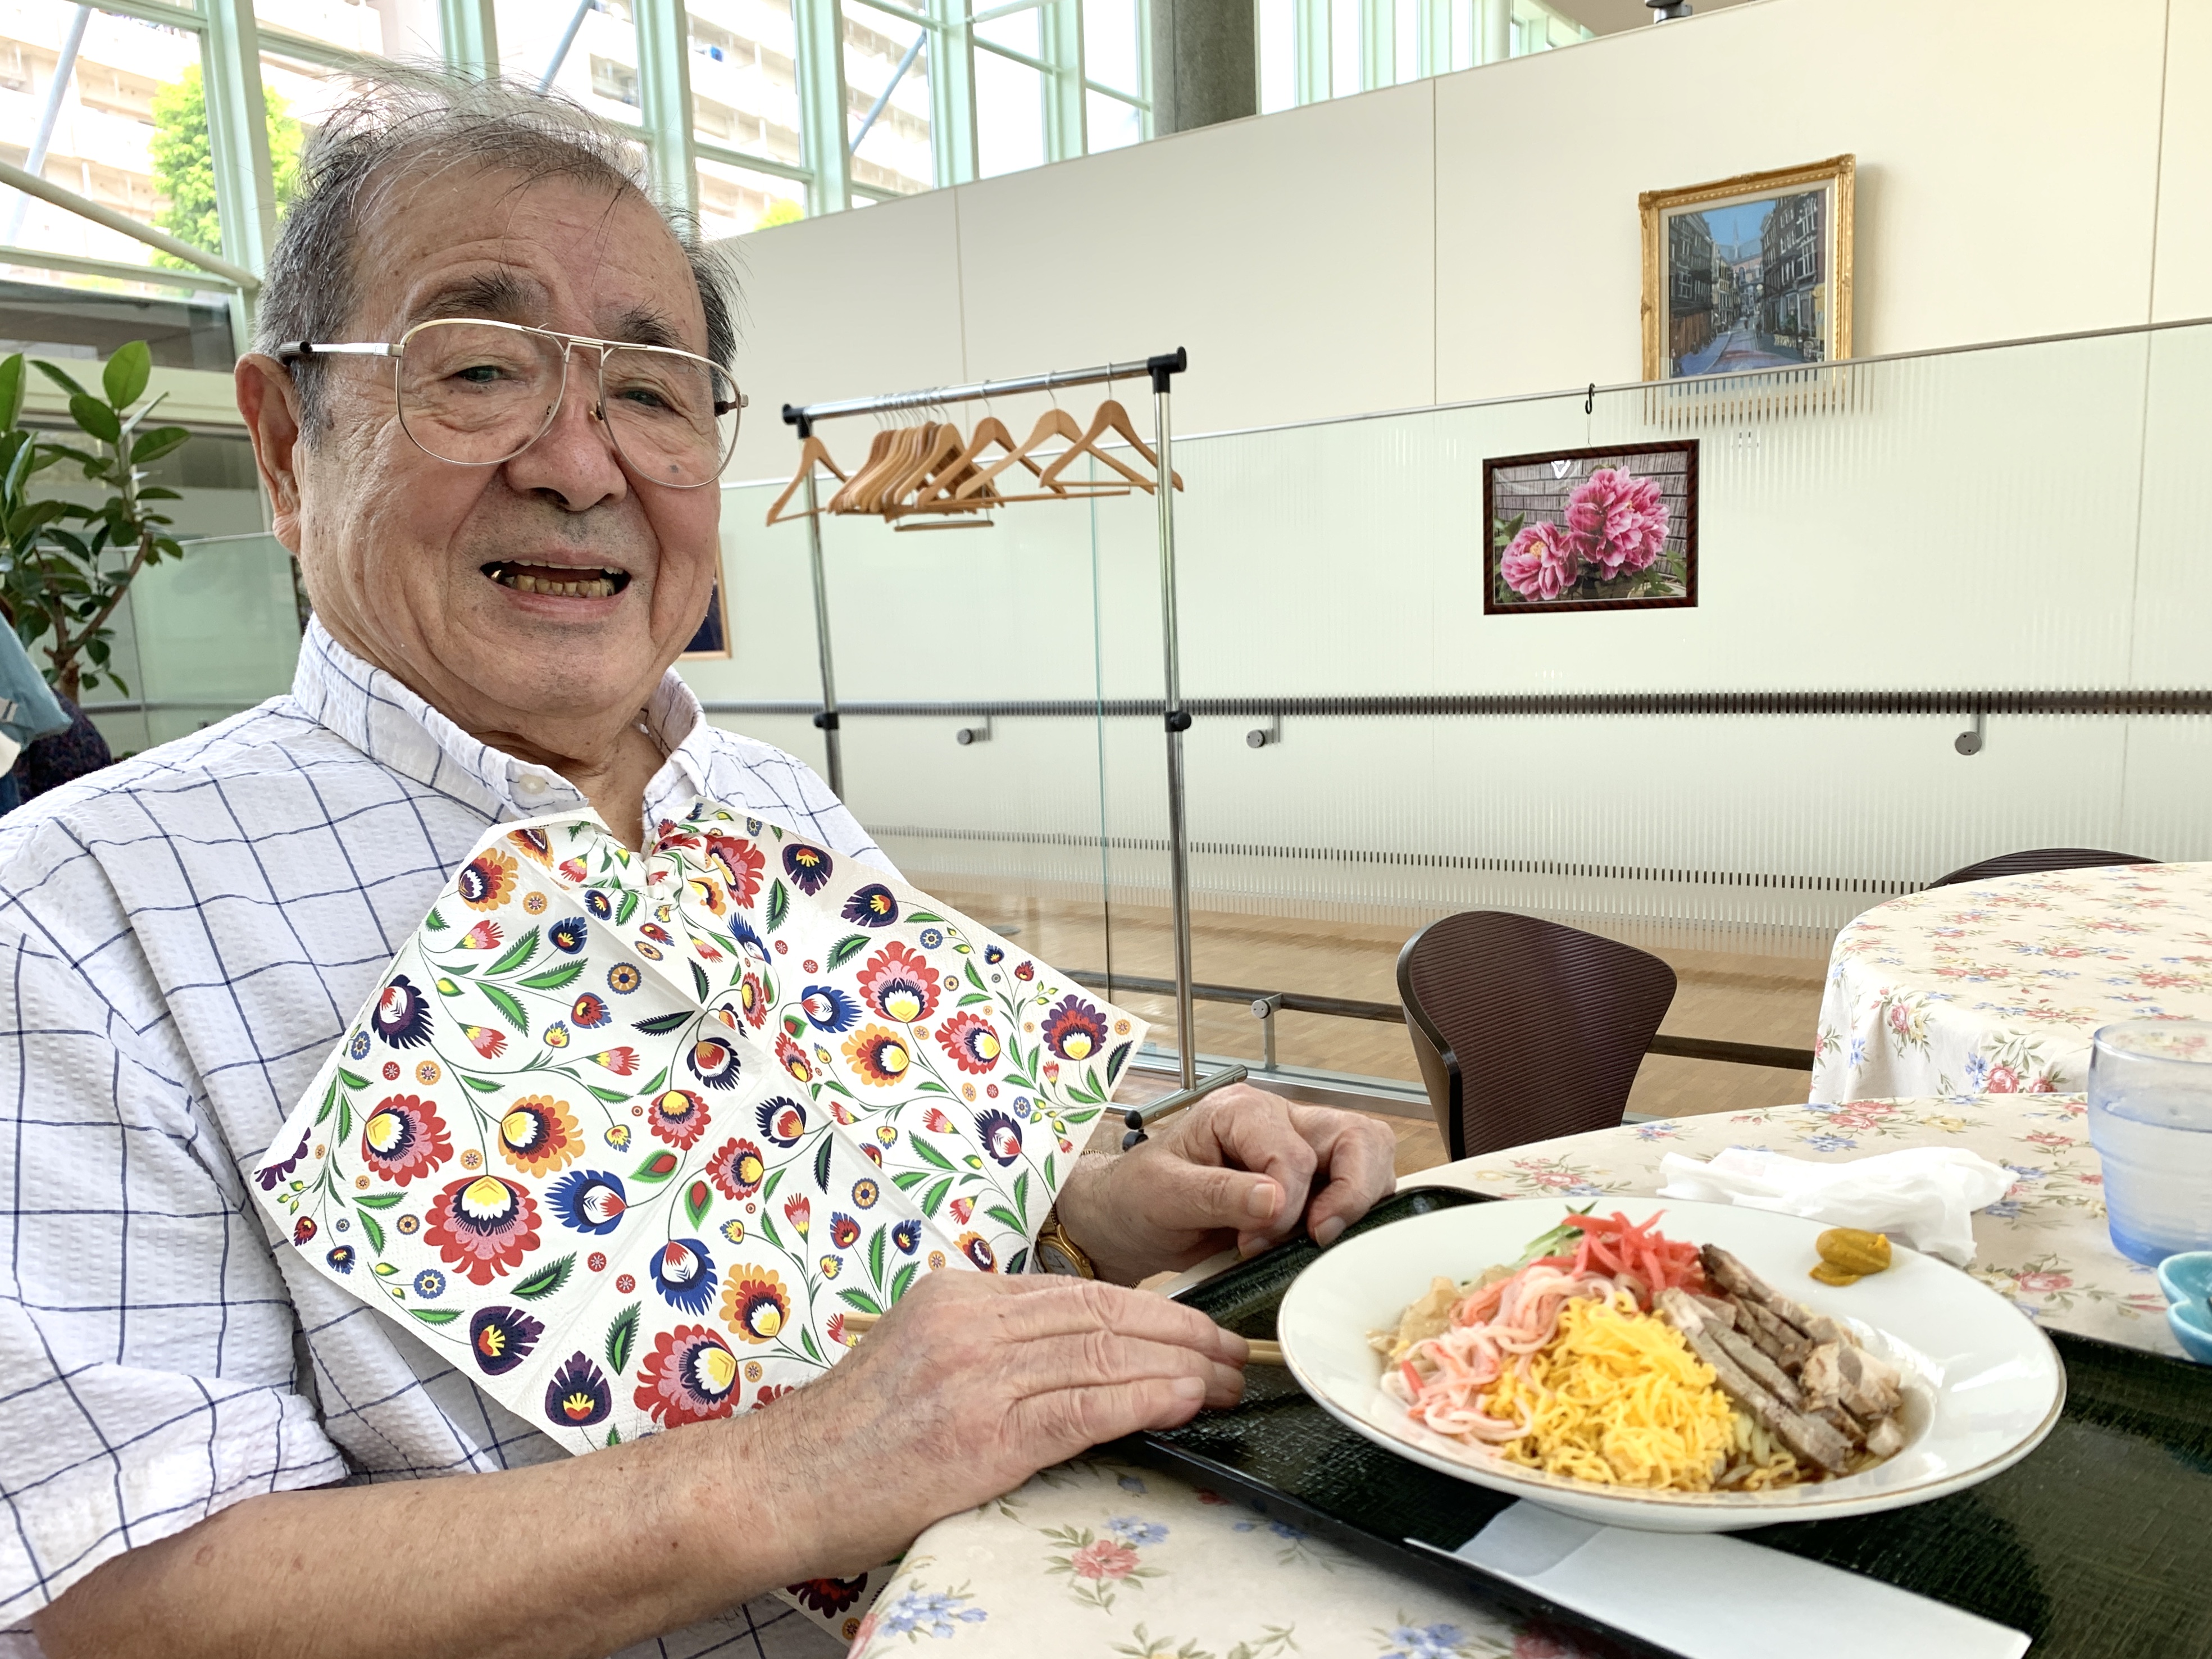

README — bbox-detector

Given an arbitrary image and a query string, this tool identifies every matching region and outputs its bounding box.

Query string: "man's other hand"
[1051,1087,1398,1284]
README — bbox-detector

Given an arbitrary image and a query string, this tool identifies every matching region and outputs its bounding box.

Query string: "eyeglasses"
[276,317,745,489]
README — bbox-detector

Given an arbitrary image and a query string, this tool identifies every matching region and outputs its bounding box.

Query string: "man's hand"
[34,1268,1242,1659]
[755,1268,1247,1574]
[1051,1085,1398,1285]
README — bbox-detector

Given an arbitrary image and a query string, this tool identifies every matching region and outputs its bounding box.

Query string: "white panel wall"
[722,0,2204,481]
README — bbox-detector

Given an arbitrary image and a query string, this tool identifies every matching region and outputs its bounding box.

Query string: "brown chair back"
[1931,848,2155,888]
[1396,911,1677,1161]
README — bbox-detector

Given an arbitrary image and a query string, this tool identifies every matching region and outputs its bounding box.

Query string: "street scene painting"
[1483,442,1699,615]
[1640,157,1854,382]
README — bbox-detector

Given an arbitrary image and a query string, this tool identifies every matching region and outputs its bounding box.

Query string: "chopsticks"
[838,1308,1283,1367]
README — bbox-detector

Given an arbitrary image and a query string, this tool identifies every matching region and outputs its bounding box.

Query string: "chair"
[1396,911,1677,1161]
[1930,848,2156,889]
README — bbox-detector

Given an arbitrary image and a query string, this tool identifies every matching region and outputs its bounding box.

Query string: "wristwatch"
[1031,1206,1096,1278]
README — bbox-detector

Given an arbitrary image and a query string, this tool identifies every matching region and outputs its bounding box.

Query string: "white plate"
[1275,1196,2064,1533]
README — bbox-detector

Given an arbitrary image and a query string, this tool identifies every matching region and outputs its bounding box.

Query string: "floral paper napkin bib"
[253,800,1144,1453]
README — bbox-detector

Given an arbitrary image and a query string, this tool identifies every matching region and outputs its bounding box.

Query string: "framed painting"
[681,580,731,659]
[1640,156,1854,381]
[1483,441,1698,615]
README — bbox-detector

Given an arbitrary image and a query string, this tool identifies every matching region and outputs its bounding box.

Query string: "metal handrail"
[1069,969,1817,1073]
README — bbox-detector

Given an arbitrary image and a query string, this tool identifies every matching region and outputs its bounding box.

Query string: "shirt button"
[516,774,549,797]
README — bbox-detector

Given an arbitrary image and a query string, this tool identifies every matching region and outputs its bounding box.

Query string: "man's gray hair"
[254,66,737,431]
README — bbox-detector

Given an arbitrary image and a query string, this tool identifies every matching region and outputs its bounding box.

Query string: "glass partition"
[707,319,2212,1112]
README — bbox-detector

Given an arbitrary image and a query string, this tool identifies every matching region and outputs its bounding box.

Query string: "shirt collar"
[290,617,714,828]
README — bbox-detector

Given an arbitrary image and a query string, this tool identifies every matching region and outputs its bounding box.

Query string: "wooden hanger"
[1036,398,1184,495]
[952,407,1130,503]
[763,433,849,526]
[833,421,926,515]
[824,425,896,514]
[898,416,1025,516]
[877,421,965,515]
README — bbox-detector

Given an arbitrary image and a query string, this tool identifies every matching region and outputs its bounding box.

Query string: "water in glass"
[2087,1020,2212,1265]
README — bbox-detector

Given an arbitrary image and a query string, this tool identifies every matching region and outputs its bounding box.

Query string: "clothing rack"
[781,349,1230,1104]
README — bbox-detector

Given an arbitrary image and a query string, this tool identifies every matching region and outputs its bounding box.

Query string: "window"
[498,0,643,131]
[844,0,934,197]
[0,7,213,296]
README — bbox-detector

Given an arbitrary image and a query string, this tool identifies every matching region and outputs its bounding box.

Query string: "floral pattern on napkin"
[252,800,1145,1456]
[1812,861,2212,1102]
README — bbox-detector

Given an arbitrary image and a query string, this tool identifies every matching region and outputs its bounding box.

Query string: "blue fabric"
[0,629,66,749]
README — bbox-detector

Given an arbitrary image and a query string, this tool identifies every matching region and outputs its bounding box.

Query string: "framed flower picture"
[1640,156,1854,381]
[1483,441,1698,615]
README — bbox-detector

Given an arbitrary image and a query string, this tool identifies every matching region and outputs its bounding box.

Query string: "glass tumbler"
[2086,1020,2212,1265]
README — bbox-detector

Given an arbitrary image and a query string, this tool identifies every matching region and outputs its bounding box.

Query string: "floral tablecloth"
[850,1456,1595,1659]
[1811,861,2212,1102]
[845,1090,2162,1658]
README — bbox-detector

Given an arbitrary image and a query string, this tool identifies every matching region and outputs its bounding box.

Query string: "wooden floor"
[927,879,1827,1178]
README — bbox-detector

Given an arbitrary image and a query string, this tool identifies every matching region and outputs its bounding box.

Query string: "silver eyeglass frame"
[274,316,747,489]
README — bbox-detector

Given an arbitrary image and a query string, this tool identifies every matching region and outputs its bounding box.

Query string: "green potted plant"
[0,340,193,703]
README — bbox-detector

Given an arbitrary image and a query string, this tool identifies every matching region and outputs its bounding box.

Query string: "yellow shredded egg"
[1486,1293,1736,1491]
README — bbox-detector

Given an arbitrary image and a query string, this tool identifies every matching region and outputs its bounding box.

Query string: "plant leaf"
[30,358,87,398]
[615,890,640,925]
[67,394,120,444]
[604,1302,640,1374]
[812,1135,834,1193]
[985,1205,1022,1233]
[866,1224,887,1289]
[631,1149,680,1184]
[485,926,541,977]
[684,1178,712,1230]
[921,1175,952,1216]
[512,1253,576,1301]
[691,960,709,1003]
[358,1212,386,1256]
[517,958,585,992]
[460,1073,503,1093]
[764,879,789,933]
[479,982,529,1034]
[632,1010,692,1035]
[408,1306,462,1326]
[825,933,870,970]
[836,1288,884,1316]
[355,1192,405,1210]
[889,1262,917,1305]
[102,342,152,410]
[911,1137,954,1172]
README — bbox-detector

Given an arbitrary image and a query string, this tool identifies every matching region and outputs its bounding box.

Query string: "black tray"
[1115,1187,2212,1659]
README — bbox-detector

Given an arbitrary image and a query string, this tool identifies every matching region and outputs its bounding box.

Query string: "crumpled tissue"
[1654,1145,2014,1266]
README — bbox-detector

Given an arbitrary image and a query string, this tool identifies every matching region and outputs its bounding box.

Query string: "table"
[848,1093,2177,1657]
[1812,860,2212,1103]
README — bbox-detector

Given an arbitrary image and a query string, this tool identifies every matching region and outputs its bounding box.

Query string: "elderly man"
[0,74,1394,1659]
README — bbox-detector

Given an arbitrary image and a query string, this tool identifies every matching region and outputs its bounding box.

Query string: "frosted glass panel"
[704,322,2212,1079]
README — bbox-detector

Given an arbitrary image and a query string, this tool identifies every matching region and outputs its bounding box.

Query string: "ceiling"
[1544,0,1763,37]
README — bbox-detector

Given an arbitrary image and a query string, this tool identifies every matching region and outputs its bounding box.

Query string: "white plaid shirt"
[0,621,884,1657]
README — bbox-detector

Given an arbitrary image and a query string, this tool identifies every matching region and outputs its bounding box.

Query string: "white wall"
[720,0,2202,479]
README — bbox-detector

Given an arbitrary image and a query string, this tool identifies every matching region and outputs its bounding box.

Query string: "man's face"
[276,167,722,739]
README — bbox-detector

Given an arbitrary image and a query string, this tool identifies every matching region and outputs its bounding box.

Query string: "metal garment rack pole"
[782,348,1233,1112]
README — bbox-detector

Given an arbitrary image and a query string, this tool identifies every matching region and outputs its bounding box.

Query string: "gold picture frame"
[1640,155,1854,382]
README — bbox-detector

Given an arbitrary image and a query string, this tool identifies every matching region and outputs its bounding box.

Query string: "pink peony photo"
[1485,442,1696,612]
